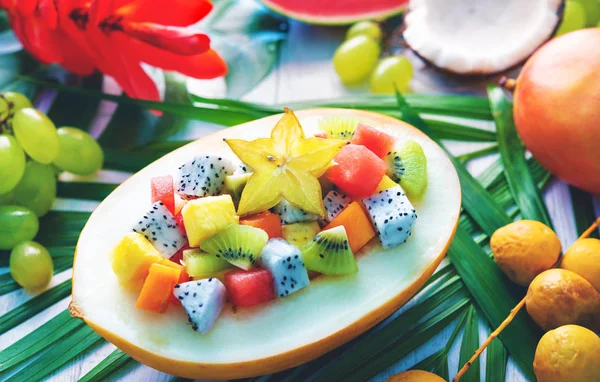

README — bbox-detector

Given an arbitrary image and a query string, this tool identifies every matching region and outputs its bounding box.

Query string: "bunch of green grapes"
[0,91,104,292]
[332,21,414,94]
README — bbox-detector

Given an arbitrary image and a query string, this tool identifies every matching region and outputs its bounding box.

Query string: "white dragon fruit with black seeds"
[362,186,417,249]
[324,190,350,221]
[173,278,226,334]
[273,199,319,225]
[132,201,186,258]
[258,238,310,298]
[176,155,234,199]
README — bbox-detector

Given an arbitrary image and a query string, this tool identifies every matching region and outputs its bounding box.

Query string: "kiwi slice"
[318,116,359,141]
[183,248,232,279]
[200,224,268,270]
[300,226,358,276]
[224,173,251,207]
[385,140,427,197]
[282,221,321,248]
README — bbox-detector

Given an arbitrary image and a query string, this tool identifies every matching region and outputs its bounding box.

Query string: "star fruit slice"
[225,109,346,217]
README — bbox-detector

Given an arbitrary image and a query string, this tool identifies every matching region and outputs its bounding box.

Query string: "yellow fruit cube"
[182,195,239,247]
[111,232,164,291]
[375,175,399,193]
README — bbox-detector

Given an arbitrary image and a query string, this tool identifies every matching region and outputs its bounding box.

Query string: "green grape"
[575,0,600,26]
[0,92,32,119]
[346,21,382,42]
[53,127,104,175]
[555,0,586,36]
[333,36,380,85]
[13,161,57,217]
[0,205,39,250]
[0,189,15,205]
[370,56,414,94]
[0,134,26,194]
[12,108,60,164]
[10,241,53,291]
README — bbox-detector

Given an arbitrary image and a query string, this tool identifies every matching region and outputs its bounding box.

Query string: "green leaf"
[0,310,83,372]
[5,325,103,382]
[46,74,104,129]
[57,182,118,201]
[569,186,599,238]
[448,227,540,381]
[311,276,466,381]
[485,334,508,382]
[489,85,552,225]
[395,90,511,236]
[341,298,471,382]
[457,144,498,163]
[457,305,480,382]
[0,30,21,56]
[78,349,137,382]
[0,279,71,335]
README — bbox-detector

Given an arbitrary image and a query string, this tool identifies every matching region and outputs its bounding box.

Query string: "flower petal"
[121,21,210,55]
[116,0,213,26]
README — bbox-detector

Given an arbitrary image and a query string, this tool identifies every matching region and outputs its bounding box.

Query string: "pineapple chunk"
[375,175,399,193]
[282,221,321,248]
[182,195,239,247]
[111,232,164,291]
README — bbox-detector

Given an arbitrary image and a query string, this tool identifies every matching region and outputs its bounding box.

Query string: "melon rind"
[258,0,408,25]
[404,0,564,74]
[71,109,461,379]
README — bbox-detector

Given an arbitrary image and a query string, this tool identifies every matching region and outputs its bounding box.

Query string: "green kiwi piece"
[385,140,427,198]
[182,248,232,279]
[300,226,358,276]
[200,224,268,270]
[224,173,251,207]
[318,116,359,141]
[282,221,321,248]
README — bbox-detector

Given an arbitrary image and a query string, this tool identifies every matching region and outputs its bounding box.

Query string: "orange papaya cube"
[240,211,282,239]
[324,201,375,253]
[136,263,181,313]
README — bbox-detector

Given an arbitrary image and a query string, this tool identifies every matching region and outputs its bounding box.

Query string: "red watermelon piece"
[257,0,408,25]
[224,269,275,307]
[351,124,395,158]
[151,175,175,214]
[327,144,386,197]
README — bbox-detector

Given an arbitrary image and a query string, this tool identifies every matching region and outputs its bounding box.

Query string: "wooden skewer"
[453,217,600,382]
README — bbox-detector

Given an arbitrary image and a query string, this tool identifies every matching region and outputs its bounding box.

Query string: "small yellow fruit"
[533,324,600,382]
[385,370,445,382]
[490,220,561,286]
[561,238,600,292]
[526,269,600,331]
[111,232,164,291]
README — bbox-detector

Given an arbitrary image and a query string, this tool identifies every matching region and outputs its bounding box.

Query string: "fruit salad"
[110,109,428,334]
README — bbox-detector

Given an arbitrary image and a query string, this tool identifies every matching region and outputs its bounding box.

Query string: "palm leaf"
[458,305,480,382]
[486,331,508,382]
[569,186,599,238]
[488,85,551,225]
[78,349,137,382]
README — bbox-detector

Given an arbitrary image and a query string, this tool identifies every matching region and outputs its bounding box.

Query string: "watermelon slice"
[151,176,175,214]
[223,269,275,307]
[257,0,408,25]
[351,124,395,158]
[327,144,387,197]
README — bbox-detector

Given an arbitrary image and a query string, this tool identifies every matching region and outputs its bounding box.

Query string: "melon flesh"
[71,109,461,379]
[258,0,408,25]
[404,0,562,74]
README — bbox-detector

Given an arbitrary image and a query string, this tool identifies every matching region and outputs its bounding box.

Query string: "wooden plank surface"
[1,18,598,382]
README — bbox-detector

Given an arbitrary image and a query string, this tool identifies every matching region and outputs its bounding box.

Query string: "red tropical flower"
[1,0,227,102]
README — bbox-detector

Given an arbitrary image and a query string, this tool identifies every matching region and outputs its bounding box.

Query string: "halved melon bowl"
[70,109,461,380]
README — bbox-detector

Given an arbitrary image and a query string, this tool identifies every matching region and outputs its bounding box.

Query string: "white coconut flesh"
[403,0,562,74]
[72,110,461,375]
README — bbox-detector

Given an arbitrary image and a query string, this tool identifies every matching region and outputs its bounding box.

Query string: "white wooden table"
[1,18,598,382]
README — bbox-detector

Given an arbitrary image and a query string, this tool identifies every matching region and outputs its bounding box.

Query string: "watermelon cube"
[327,144,387,197]
[223,268,275,307]
[351,124,395,158]
[151,176,175,214]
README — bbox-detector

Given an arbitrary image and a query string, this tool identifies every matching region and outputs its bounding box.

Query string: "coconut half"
[403,0,563,74]
[71,109,461,380]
